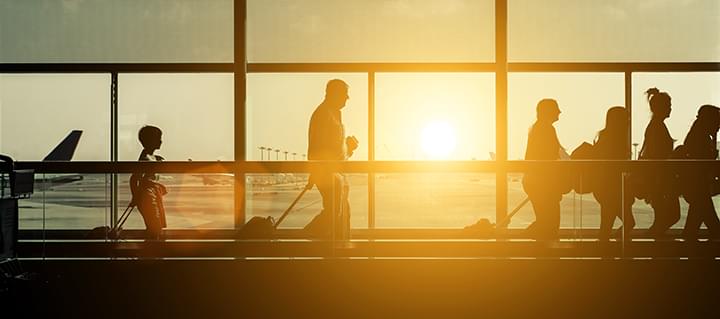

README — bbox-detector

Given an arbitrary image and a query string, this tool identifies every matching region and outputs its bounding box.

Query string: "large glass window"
[246,73,368,161]
[0,74,110,160]
[247,0,495,62]
[375,173,495,228]
[117,73,235,229]
[631,72,720,229]
[118,73,234,161]
[507,73,625,229]
[376,73,495,160]
[0,0,233,63]
[509,0,720,62]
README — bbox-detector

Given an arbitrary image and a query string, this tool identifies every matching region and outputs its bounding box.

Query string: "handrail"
[14,160,720,174]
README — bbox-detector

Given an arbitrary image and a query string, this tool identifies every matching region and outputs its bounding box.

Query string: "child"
[129,125,167,241]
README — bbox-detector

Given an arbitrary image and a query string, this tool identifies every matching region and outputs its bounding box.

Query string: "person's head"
[695,104,720,135]
[645,87,672,119]
[536,98,561,123]
[599,106,628,141]
[604,106,628,132]
[324,79,349,109]
[138,125,162,151]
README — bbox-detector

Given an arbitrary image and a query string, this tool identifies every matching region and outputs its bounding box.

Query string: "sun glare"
[420,121,457,159]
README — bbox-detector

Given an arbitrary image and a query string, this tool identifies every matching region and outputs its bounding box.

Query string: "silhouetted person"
[305,79,359,240]
[523,99,564,240]
[592,107,635,241]
[129,125,167,241]
[638,88,680,239]
[681,105,720,241]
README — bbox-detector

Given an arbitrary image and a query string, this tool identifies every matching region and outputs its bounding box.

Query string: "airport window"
[507,73,625,230]
[246,73,369,161]
[247,0,495,62]
[0,74,110,161]
[118,73,234,161]
[375,173,495,228]
[246,174,369,229]
[375,73,496,161]
[0,0,234,63]
[631,72,720,229]
[508,0,720,62]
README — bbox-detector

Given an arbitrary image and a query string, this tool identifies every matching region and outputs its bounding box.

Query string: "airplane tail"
[43,130,82,161]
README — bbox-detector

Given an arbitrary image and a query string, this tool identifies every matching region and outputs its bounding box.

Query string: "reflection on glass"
[375,173,495,228]
[248,0,494,62]
[117,174,234,229]
[0,74,110,161]
[118,73,234,161]
[246,174,368,229]
[19,174,110,230]
[376,73,495,160]
[509,0,720,62]
[0,0,233,63]
[247,73,368,161]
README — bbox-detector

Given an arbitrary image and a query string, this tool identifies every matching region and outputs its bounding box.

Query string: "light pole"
[284,151,289,161]
[259,146,265,161]
[292,152,297,161]
[275,149,280,161]
[302,154,307,161]
[265,147,272,160]
[632,143,639,160]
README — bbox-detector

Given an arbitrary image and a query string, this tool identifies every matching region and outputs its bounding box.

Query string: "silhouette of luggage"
[86,204,134,239]
[239,184,311,238]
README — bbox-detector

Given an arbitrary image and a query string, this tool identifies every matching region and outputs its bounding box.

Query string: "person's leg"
[137,193,161,241]
[698,196,720,237]
[526,193,544,239]
[683,196,701,241]
[306,174,334,237]
[547,195,561,240]
[598,202,614,241]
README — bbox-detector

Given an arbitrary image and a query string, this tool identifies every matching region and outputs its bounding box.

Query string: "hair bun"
[645,87,660,96]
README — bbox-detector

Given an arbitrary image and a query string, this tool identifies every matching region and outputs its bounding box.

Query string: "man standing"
[305,79,359,240]
[523,99,564,241]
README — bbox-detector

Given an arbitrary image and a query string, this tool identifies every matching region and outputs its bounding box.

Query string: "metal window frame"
[1,0,720,236]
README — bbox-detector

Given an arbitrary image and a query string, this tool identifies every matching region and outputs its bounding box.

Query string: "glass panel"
[117,173,234,229]
[248,0,495,62]
[247,73,368,161]
[508,73,625,230]
[631,72,720,229]
[508,73,625,161]
[0,74,110,161]
[509,0,720,62]
[246,173,368,229]
[375,173,495,228]
[19,174,111,230]
[0,0,233,63]
[376,73,495,160]
[118,73,234,161]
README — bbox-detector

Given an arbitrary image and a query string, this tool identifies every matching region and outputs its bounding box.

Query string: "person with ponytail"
[680,105,720,241]
[592,107,635,241]
[637,87,680,239]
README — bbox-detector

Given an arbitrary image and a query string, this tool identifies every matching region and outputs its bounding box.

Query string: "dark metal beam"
[0,63,235,73]
[247,63,498,73]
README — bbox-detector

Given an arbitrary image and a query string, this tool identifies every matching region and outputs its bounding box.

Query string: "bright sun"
[420,121,457,159]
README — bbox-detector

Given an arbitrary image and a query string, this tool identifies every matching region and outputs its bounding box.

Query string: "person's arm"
[129,172,141,207]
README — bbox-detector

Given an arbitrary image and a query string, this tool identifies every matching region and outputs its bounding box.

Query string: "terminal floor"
[4,258,720,318]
